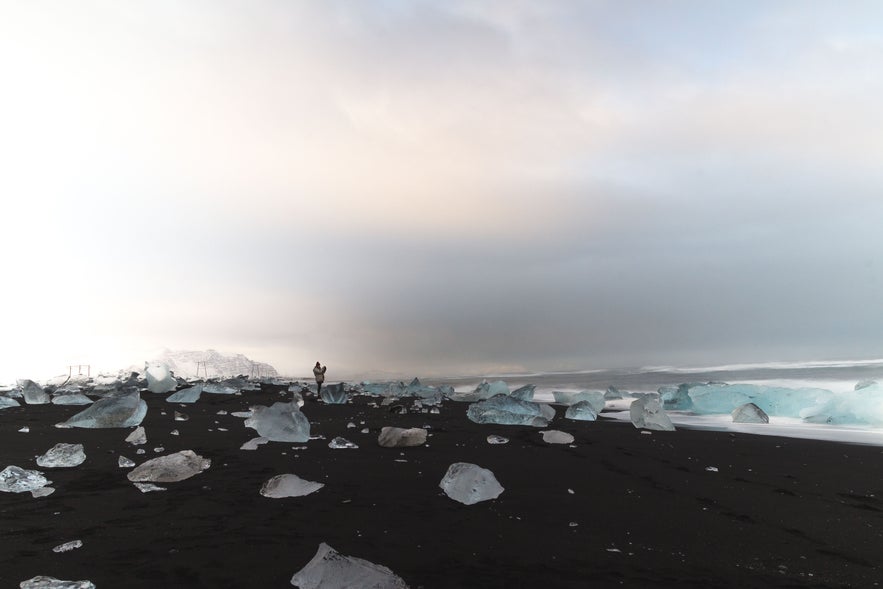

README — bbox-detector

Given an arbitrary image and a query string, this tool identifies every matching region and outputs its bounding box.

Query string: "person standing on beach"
[313,361,327,396]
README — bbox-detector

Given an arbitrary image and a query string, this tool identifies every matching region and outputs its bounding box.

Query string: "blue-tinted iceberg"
[565,400,598,421]
[467,394,554,427]
[801,383,883,425]
[510,384,535,401]
[290,542,408,589]
[245,402,310,442]
[553,391,605,413]
[629,395,675,431]
[732,403,769,424]
[687,383,833,417]
[0,396,20,410]
[59,392,147,429]
[36,443,86,468]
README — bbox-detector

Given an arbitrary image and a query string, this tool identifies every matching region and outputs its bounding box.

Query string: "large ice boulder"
[19,380,50,405]
[36,443,86,468]
[687,383,833,417]
[203,382,239,395]
[245,402,311,442]
[0,396,20,410]
[51,393,93,406]
[290,542,409,589]
[0,465,51,494]
[319,383,348,404]
[659,384,696,410]
[467,394,554,427]
[732,403,770,424]
[564,401,598,421]
[552,390,605,413]
[439,462,504,505]
[801,382,883,426]
[19,576,95,589]
[629,395,676,431]
[127,450,210,483]
[59,392,147,429]
[510,384,536,401]
[260,474,324,498]
[166,384,203,403]
[377,427,427,448]
[144,362,177,394]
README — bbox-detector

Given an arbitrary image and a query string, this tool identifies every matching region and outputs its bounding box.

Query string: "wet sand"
[1,383,881,588]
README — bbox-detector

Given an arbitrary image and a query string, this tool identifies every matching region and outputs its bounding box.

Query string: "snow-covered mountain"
[149,349,278,379]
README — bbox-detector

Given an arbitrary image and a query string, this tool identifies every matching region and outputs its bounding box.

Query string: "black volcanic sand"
[1,383,882,588]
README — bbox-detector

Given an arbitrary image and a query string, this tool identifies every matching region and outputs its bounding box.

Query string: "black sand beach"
[2,383,881,588]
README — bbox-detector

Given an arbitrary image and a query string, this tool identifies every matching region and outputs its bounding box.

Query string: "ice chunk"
[801,382,883,425]
[133,482,166,493]
[19,426,29,433]
[31,487,55,498]
[687,383,833,417]
[51,394,93,406]
[328,437,358,449]
[855,379,877,391]
[564,400,598,421]
[245,402,311,442]
[467,394,554,427]
[0,396,20,409]
[552,390,605,412]
[166,384,203,403]
[127,450,211,483]
[290,542,408,589]
[0,465,51,493]
[19,576,95,589]
[118,456,135,468]
[732,402,770,423]
[125,426,147,445]
[629,395,676,431]
[174,411,189,421]
[486,435,509,444]
[36,443,86,468]
[60,392,147,428]
[319,383,349,404]
[510,384,535,401]
[439,462,504,505]
[52,540,83,553]
[203,382,239,395]
[19,379,50,405]
[377,427,427,448]
[145,362,177,394]
[605,385,624,400]
[541,430,575,444]
[260,474,324,498]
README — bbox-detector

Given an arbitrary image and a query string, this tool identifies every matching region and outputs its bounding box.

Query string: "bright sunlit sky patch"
[2,1,882,380]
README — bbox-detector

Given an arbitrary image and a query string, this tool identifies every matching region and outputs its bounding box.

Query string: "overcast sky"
[2,1,882,380]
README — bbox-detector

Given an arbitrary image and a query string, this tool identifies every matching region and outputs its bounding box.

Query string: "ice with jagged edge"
[732,402,769,423]
[467,394,554,427]
[0,395,20,410]
[37,443,86,468]
[0,465,52,494]
[19,379,50,404]
[59,392,147,429]
[328,437,358,449]
[802,381,883,425]
[166,384,203,403]
[19,576,95,589]
[127,450,211,483]
[377,426,427,448]
[541,430,575,444]
[52,540,83,553]
[439,462,504,505]
[125,426,147,445]
[630,395,676,431]
[290,542,409,589]
[241,437,269,450]
[565,400,599,421]
[553,390,605,413]
[260,474,323,498]
[245,402,311,442]
[510,384,535,401]
[145,362,177,393]
[203,381,239,395]
[686,383,833,418]
[319,383,349,404]
[51,392,93,405]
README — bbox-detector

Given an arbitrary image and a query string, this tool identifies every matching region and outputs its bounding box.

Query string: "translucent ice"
[174,411,189,421]
[732,403,770,424]
[541,430,575,444]
[19,576,95,589]
[377,427,427,448]
[36,443,86,468]
[203,382,239,395]
[486,435,509,444]
[0,396,20,409]
[564,401,598,422]
[19,379,50,405]
[439,462,504,505]
[801,382,883,425]
[629,395,676,431]
[52,540,83,553]
[290,542,408,589]
[118,456,135,468]
[166,384,203,403]
[127,450,210,483]
[687,383,833,417]
[552,390,605,412]
[60,392,147,429]
[319,383,349,404]
[134,482,166,493]
[510,384,536,401]
[145,362,177,394]
[467,394,554,427]
[605,385,625,400]
[0,465,51,493]
[245,402,311,442]
[51,394,93,406]
[260,474,324,498]
[328,437,358,449]
[125,426,147,445]
[241,437,269,450]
